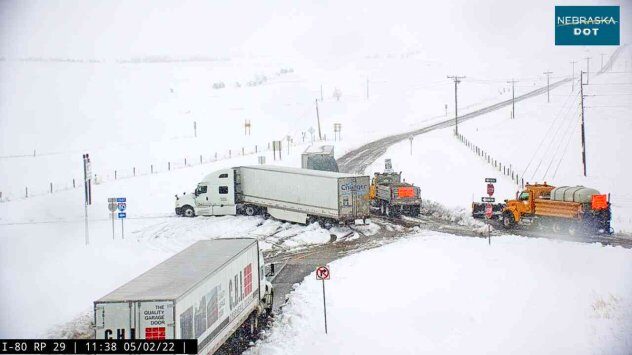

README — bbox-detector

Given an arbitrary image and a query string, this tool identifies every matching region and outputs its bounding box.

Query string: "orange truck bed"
[534,199,582,219]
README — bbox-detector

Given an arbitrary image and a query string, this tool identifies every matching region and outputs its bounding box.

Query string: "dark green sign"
[555,6,620,46]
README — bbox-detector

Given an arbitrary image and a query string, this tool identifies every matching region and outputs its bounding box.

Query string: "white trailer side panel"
[175,243,260,354]
[239,166,343,218]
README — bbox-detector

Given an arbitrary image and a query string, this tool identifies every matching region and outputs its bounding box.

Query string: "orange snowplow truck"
[497,183,612,235]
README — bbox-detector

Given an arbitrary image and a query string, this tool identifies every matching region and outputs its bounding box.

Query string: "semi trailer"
[175,165,370,225]
[94,238,273,355]
[472,183,612,235]
[301,145,339,172]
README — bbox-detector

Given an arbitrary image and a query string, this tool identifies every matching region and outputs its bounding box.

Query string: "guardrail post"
[151,164,154,174]
[255,145,258,153]
[229,150,231,158]
[242,147,245,155]
[184,158,187,166]
[133,167,136,176]
[73,179,76,188]
[50,182,53,193]
[115,170,117,179]
[200,155,203,164]
[168,162,171,171]
[25,187,28,198]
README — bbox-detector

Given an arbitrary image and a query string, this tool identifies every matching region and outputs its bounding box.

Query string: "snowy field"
[250,231,632,355]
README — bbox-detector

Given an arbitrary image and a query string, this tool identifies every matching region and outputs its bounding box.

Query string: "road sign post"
[315,265,330,334]
[108,198,117,240]
[117,198,127,239]
[484,178,495,245]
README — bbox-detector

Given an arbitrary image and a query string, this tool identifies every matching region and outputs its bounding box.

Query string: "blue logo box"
[555,6,620,46]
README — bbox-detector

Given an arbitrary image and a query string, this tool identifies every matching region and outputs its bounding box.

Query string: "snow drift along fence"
[0,136,312,203]
[455,133,524,188]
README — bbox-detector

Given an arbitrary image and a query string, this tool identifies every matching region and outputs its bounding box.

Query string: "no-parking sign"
[316,266,330,280]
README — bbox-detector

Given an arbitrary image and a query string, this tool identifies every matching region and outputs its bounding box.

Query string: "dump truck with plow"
[369,159,421,217]
[472,182,612,235]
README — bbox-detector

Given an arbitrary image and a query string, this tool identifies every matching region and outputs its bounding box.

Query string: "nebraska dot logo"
[555,6,620,46]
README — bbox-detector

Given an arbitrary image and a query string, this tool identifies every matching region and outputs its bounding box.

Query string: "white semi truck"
[175,165,370,225]
[94,238,273,354]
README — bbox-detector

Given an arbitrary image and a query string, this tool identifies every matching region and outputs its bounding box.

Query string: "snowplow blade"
[472,202,505,219]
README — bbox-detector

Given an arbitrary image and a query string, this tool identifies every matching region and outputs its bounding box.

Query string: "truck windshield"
[519,192,529,201]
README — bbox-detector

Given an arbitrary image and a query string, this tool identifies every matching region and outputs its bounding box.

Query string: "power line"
[570,61,577,92]
[584,57,591,84]
[520,90,579,178]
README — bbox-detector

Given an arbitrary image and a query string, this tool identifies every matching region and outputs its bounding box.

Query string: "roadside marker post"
[82,154,93,245]
[315,265,330,334]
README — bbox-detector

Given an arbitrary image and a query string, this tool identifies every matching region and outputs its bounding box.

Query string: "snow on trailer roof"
[303,145,334,155]
[241,165,361,178]
[96,238,256,302]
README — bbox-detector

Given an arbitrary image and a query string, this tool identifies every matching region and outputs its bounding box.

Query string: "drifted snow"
[249,232,632,355]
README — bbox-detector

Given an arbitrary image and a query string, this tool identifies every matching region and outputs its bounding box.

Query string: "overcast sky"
[1,0,629,60]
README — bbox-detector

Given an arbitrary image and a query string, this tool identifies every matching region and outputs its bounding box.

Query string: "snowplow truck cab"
[501,183,612,235]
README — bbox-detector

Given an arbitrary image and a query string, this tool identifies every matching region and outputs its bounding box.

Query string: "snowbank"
[249,232,632,354]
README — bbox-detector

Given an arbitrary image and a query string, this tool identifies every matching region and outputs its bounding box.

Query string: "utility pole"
[543,71,552,103]
[580,71,587,177]
[570,61,577,92]
[447,75,465,135]
[315,99,322,140]
[507,79,518,118]
[584,57,591,84]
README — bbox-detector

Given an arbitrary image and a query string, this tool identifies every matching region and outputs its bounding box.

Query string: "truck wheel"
[567,223,581,236]
[182,206,195,218]
[244,205,257,216]
[552,222,562,234]
[502,212,514,229]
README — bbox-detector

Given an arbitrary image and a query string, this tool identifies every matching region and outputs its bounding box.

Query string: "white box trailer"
[94,239,273,355]
[175,165,370,225]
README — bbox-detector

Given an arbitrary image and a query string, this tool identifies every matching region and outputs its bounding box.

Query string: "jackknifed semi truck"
[94,239,274,354]
[175,165,370,226]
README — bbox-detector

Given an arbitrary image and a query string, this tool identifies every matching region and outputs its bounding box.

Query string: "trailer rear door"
[338,177,370,219]
[95,302,132,339]
[135,301,175,340]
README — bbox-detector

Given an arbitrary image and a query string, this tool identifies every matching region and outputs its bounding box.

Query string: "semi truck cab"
[175,169,237,217]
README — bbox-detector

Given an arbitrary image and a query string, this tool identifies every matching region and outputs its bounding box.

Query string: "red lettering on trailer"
[244,264,252,296]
